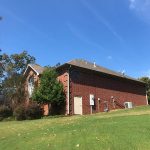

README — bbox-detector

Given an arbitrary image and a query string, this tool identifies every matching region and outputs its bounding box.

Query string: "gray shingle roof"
[25,59,144,84]
[64,59,144,84]
[24,64,45,75]
[29,64,45,74]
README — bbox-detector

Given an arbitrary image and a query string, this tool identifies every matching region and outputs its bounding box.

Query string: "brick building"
[24,59,148,115]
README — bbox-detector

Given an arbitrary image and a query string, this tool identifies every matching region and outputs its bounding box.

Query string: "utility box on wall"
[90,94,94,106]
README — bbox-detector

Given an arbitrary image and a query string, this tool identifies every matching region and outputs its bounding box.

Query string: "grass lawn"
[1,106,150,150]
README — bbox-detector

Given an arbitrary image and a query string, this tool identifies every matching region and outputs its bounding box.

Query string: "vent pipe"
[94,62,96,67]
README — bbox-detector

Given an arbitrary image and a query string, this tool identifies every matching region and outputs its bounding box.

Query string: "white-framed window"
[28,77,34,97]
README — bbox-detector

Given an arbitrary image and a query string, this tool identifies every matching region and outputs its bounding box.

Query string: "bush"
[50,102,66,115]
[13,103,43,121]
[13,104,26,121]
[0,105,13,120]
[25,103,43,120]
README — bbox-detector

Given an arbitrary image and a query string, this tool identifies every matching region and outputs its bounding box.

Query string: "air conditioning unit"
[124,102,133,109]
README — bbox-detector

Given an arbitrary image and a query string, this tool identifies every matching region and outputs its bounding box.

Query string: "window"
[28,77,34,97]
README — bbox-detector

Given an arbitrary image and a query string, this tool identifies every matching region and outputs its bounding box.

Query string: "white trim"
[24,64,39,76]
[67,72,70,114]
[24,65,29,75]
[146,93,149,105]
[28,76,34,98]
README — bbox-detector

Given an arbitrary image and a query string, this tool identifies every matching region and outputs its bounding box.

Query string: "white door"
[74,96,82,115]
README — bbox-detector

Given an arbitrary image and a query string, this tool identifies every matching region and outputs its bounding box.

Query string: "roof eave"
[24,64,40,76]
[56,63,145,85]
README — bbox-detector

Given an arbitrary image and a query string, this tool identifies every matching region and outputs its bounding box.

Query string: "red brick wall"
[25,67,69,115]
[25,65,147,115]
[25,68,49,115]
[57,69,69,115]
[69,67,147,115]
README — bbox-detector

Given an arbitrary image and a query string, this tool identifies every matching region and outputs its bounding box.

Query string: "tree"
[1,50,35,76]
[139,77,150,104]
[32,68,65,115]
[0,49,4,80]
[2,74,26,106]
[1,50,36,107]
[0,50,3,98]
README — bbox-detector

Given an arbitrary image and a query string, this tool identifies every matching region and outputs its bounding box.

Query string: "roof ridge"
[24,64,45,75]
[29,63,43,67]
[68,59,122,75]
[66,59,142,83]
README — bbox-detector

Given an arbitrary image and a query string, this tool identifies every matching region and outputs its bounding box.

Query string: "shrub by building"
[13,103,43,121]
[0,105,13,120]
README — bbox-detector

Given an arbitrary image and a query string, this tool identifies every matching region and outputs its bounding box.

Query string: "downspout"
[67,65,71,115]
[145,83,149,105]
[67,70,70,115]
[146,92,149,105]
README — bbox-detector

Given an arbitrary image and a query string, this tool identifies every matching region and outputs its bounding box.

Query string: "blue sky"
[0,0,150,78]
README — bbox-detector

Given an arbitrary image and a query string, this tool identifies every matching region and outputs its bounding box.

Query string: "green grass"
[1,106,150,150]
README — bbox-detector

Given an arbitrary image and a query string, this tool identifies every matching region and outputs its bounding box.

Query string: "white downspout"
[146,93,149,105]
[67,71,70,115]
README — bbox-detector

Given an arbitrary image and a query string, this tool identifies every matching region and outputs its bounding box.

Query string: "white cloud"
[67,23,104,50]
[81,0,124,43]
[142,69,150,77]
[107,56,112,60]
[0,4,52,41]
[129,0,150,22]
[129,0,136,9]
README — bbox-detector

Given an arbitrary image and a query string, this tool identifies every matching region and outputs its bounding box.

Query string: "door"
[74,96,82,115]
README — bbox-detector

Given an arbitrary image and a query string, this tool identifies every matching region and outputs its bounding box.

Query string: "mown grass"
[0,106,150,150]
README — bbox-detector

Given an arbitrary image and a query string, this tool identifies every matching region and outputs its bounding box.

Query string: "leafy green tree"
[1,50,36,107]
[0,49,3,77]
[32,68,65,114]
[0,50,3,97]
[2,74,26,106]
[139,77,150,104]
[2,50,35,76]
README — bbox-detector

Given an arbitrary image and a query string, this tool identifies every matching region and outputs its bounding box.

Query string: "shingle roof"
[24,64,45,75]
[24,59,144,84]
[61,59,144,84]
[29,64,45,74]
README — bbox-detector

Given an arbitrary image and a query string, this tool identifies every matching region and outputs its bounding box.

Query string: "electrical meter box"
[90,94,94,106]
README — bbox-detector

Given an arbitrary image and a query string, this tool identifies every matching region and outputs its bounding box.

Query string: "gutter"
[57,63,145,85]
